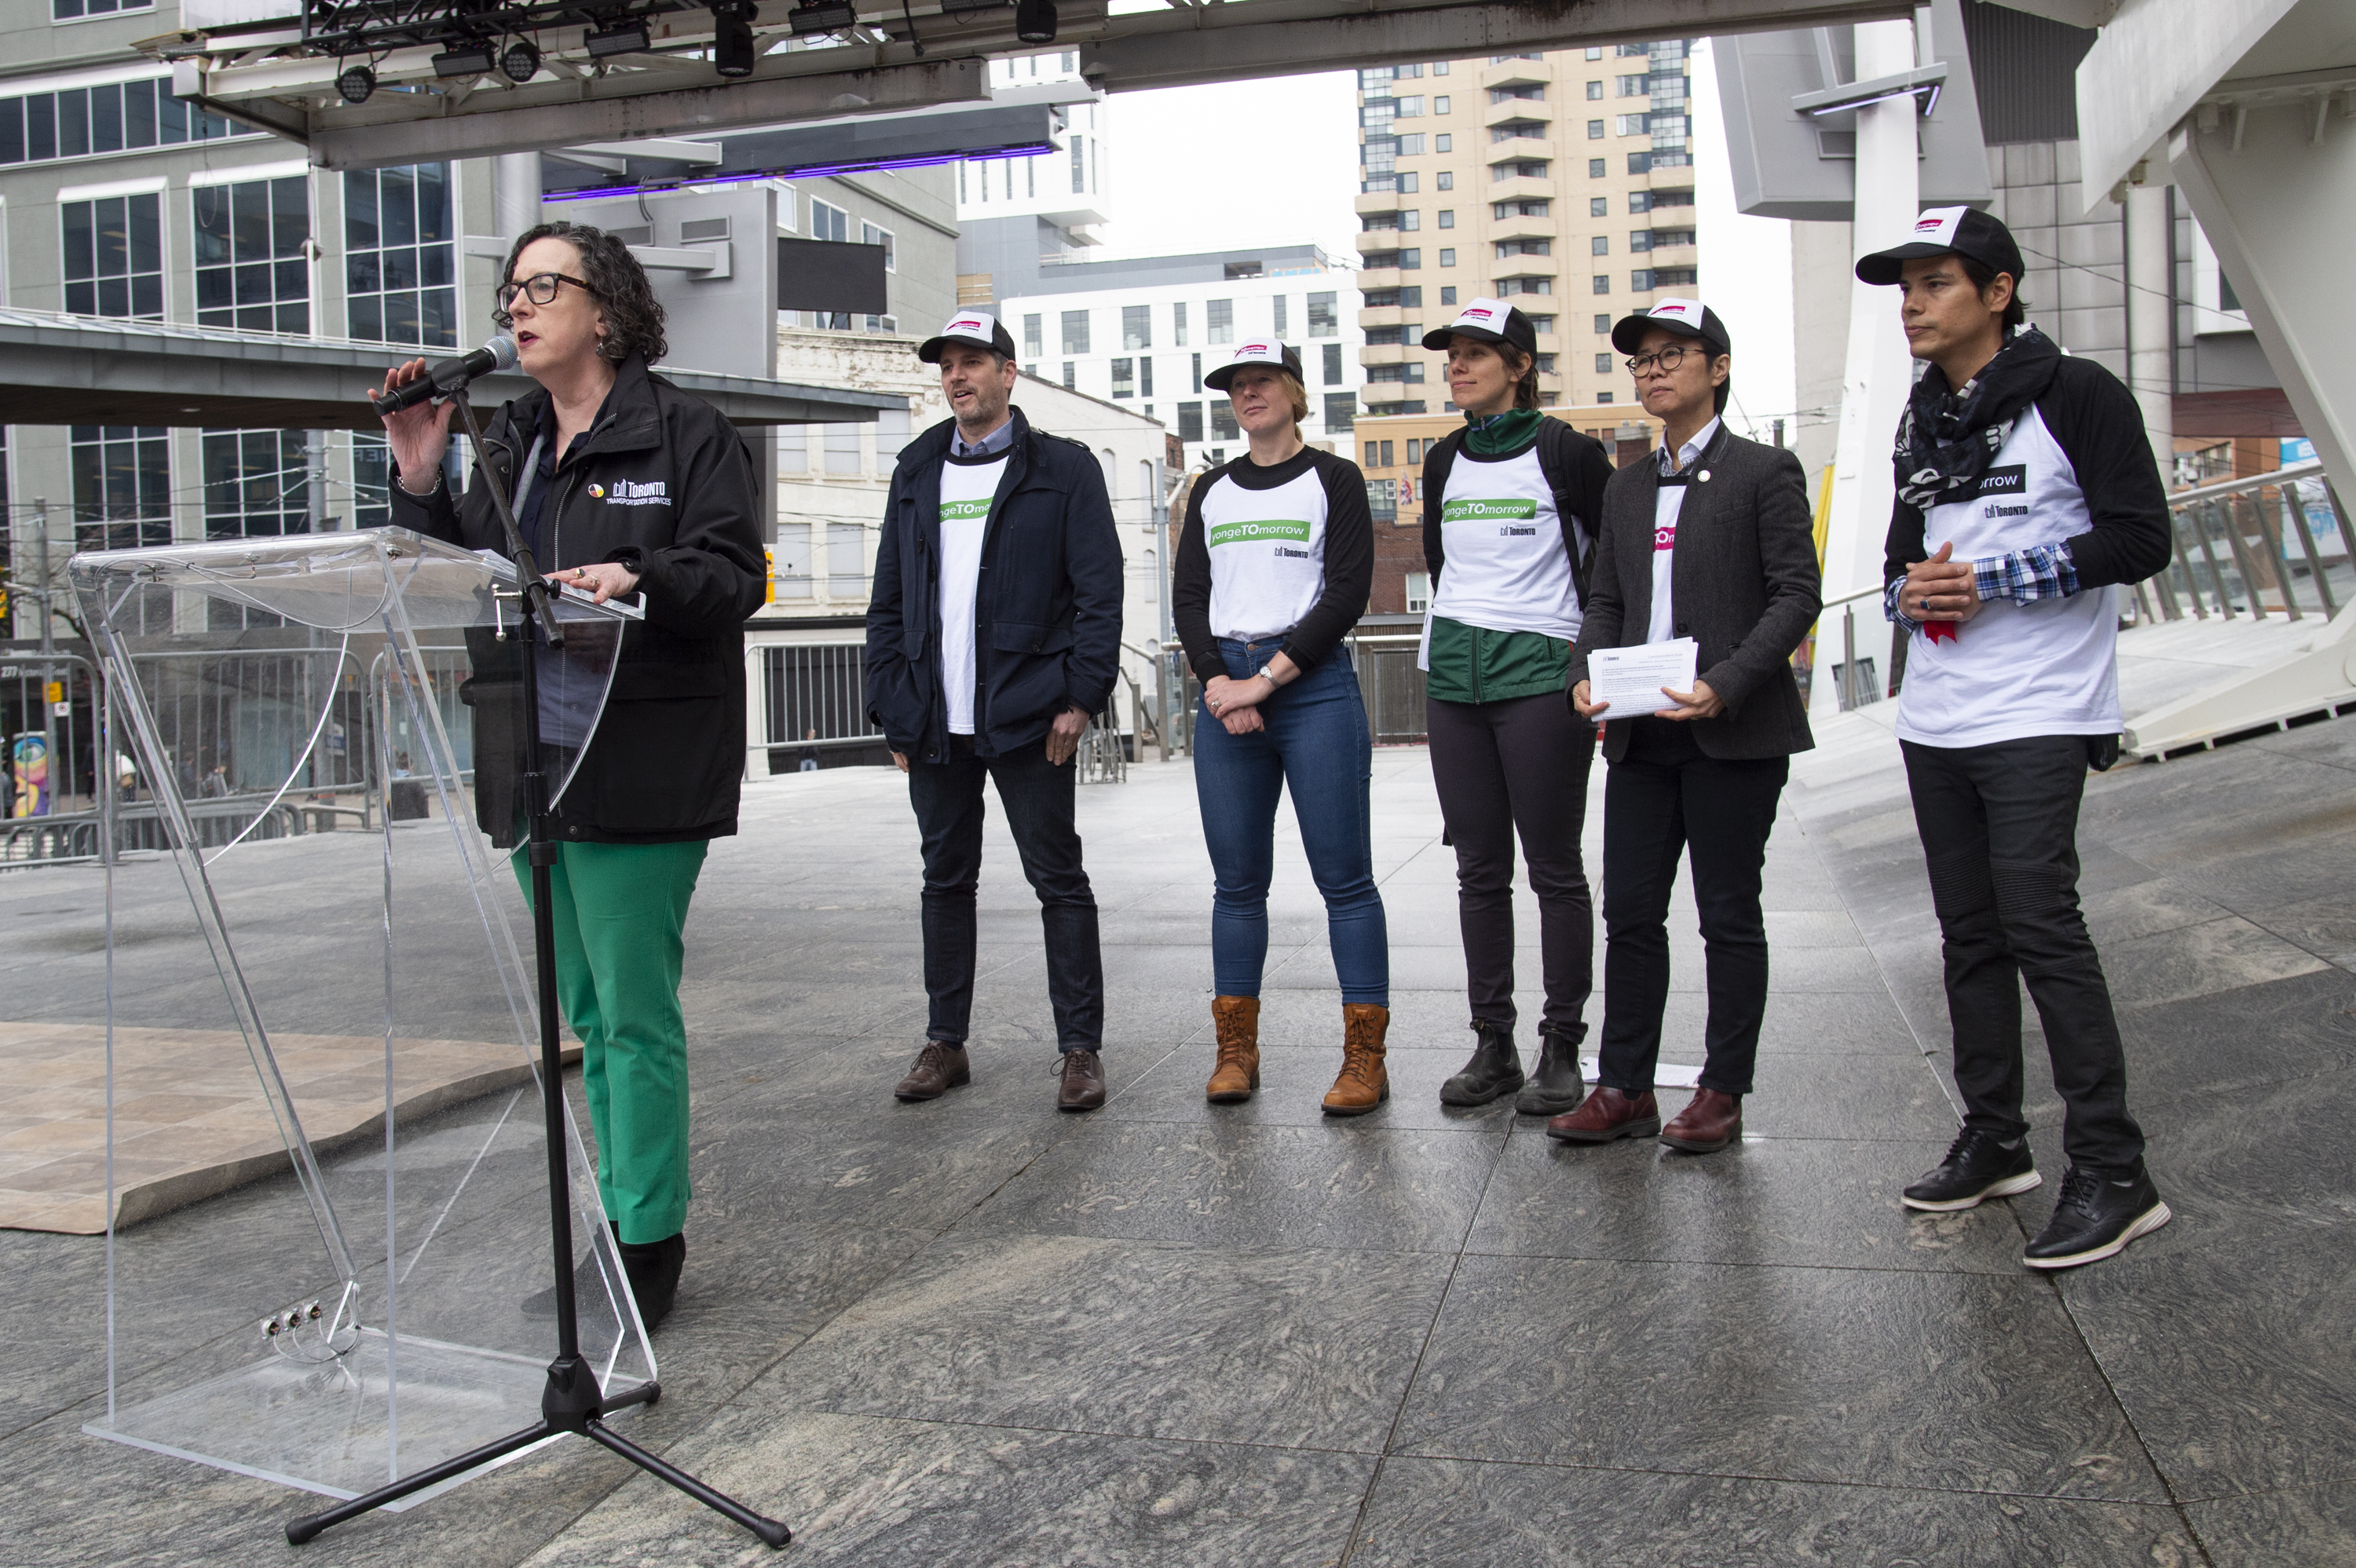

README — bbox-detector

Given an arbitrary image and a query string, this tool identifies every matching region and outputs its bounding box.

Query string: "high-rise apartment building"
[1353,42,1698,416]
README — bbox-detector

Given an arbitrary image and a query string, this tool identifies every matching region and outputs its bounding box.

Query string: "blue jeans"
[1194,638,1389,1005]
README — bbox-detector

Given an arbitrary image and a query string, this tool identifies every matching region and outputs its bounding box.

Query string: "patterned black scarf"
[1893,325,2062,511]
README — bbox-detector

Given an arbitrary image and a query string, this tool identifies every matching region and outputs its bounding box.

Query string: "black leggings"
[1425,693,1597,1034]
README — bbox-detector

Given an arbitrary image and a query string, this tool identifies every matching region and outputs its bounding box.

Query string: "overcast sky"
[1090,46,1804,445]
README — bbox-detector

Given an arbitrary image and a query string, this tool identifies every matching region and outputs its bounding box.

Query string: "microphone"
[370,334,519,416]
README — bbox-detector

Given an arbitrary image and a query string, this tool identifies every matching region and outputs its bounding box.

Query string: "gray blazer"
[1568,424,1820,763]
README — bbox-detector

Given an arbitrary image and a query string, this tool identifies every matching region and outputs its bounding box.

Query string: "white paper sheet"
[1586,638,1699,717]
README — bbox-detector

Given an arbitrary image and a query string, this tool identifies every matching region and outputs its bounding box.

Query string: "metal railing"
[2151,459,2347,623]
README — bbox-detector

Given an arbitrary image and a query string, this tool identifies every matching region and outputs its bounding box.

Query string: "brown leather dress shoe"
[1059,1048,1107,1111]
[1205,996,1260,1103]
[894,1040,969,1101]
[1659,1087,1743,1153]
[1546,1085,1661,1143]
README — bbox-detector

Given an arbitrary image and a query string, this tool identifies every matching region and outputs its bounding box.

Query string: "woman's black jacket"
[390,355,769,843]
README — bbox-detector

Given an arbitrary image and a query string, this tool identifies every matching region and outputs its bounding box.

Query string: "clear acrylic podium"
[68,528,650,1508]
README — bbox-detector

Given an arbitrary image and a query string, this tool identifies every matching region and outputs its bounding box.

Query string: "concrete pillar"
[2124,181,2174,490]
[1811,17,1919,718]
[493,152,543,243]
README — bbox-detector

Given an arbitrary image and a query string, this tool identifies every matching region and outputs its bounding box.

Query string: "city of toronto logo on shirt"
[940,499,993,523]
[596,478,669,507]
[1208,518,1312,547]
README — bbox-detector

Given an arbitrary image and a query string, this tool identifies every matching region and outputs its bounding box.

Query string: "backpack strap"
[1421,429,1463,585]
[1535,417,1599,607]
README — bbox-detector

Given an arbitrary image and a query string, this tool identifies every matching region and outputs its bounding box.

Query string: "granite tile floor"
[2,712,2353,1566]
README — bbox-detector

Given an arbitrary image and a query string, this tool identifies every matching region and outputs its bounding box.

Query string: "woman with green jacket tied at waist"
[1417,298,1616,1114]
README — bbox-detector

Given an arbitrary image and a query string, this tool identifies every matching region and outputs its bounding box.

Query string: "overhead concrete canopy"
[0,307,903,429]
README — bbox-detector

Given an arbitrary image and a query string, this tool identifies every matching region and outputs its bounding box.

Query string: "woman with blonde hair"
[1173,340,1389,1113]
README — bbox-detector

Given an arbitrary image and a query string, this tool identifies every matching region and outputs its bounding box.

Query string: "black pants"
[1597,718,1788,1098]
[1426,693,1597,1034]
[1901,735,2144,1171]
[908,735,1103,1051]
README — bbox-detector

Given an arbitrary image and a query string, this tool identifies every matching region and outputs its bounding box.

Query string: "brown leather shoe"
[1058,1048,1107,1112]
[1546,1085,1660,1143]
[1205,996,1260,1103]
[894,1040,969,1101]
[1323,1003,1390,1117]
[1659,1088,1743,1153]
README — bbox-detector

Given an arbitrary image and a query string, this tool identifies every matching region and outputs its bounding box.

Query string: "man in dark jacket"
[866,311,1125,1111]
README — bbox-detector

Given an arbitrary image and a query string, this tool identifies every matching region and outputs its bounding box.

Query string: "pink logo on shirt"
[1654,523,1677,551]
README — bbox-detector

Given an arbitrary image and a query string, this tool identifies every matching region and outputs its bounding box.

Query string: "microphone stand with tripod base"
[287,393,789,1549]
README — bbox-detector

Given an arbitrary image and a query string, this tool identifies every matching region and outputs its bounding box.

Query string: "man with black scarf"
[1861,207,2175,1270]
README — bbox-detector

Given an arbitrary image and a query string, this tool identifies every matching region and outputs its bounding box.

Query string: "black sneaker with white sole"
[1901,1128,2041,1212]
[2021,1164,2171,1270]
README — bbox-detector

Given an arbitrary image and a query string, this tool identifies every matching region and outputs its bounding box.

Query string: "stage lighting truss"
[300,0,717,66]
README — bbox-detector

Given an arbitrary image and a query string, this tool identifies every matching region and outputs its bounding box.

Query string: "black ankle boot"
[1440,1019,1525,1106]
[1515,1023,1588,1116]
[617,1231,686,1331]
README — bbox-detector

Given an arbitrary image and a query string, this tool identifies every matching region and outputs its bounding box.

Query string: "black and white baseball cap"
[917,309,1017,363]
[1421,297,1538,356]
[1854,206,2025,287]
[1610,296,1730,356]
[1203,339,1304,392]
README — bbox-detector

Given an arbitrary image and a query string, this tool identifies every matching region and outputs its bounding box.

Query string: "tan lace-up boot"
[1323,1003,1391,1117]
[1205,995,1260,1102]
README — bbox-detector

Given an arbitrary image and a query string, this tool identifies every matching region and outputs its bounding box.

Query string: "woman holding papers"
[1558,299,1820,1153]
[1416,298,1616,1117]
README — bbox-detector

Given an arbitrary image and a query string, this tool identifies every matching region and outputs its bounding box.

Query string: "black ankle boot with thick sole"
[1440,1019,1525,1107]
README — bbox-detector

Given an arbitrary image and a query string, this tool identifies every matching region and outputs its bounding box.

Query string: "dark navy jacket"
[865,406,1124,761]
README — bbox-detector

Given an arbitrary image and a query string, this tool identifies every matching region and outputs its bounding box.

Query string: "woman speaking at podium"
[374,220,767,1330]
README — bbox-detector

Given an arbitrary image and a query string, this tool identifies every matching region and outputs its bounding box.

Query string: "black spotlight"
[712,3,755,77]
[1014,0,1055,44]
[584,20,651,57]
[785,0,855,36]
[335,63,375,104]
[432,42,496,77]
[499,38,541,83]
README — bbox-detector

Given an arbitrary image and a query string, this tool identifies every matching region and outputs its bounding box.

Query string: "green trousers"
[514,838,708,1245]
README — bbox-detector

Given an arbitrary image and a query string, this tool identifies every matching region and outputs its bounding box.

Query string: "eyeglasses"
[1624,344,1696,376]
[494,272,593,316]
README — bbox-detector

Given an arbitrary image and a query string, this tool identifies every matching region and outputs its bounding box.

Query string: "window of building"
[1593,275,1612,294]
[1437,248,1455,267]
[1589,158,1607,177]
[1364,363,1426,384]
[823,424,860,475]
[201,428,310,540]
[69,425,169,551]
[1206,298,1235,343]
[1110,359,1133,399]
[1438,210,1454,229]
[1586,119,1604,140]
[1440,285,1458,305]
[1397,133,1425,155]
[1434,100,1450,117]
[1499,239,1553,258]
[810,199,849,242]
[345,163,455,346]
[1070,135,1085,194]
[1405,571,1430,612]
[61,191,162,319]
[1323,343,1344,385]
[0,74,248,167]
[1191,352,1202,391]
[1271,295,1288,336]
[1595,353,1614,374]
[1628,230,1653,254]
[1591,236,1611,256]
[1432,61,1448,75]
[1628,152,1652,175]
[1489,85,1545,104]
[1436,170,1454,190]
[1586,80,1604,100]
[1535,353,1557,376]
[1495,279,1549,298]
[1366,478,1397,521]
[861,221,895,270]
[777,426,806,473]
[1209,402,1240,441]
[1497,161,1549,180]
[54,0,152,18]
[1396,97,1423,116]
[1618,74,1648,97]
[1597,391,1614,404]
[1141,358,1155,397]
[1631,270,1652,291]
[1121,303,1151,349]
[1528,314,1557,334]
[1593,313,1610,332]
[1614,115,1644,136]
[1397,171,1420,193]
[1023,313,1043,356]
[1061,309,1089,354]
[1324,393,1355,431]
[1062,361,1076,389]
[193,175,309,333]
[1177,402,1203,442]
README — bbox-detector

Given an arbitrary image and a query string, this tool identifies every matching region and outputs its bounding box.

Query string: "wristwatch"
[1256,663,1278,685]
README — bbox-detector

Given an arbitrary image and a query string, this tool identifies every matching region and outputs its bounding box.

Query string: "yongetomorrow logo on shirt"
[1443,498,1538,524]
[939,499,993,523]
[1208,518,1312,547]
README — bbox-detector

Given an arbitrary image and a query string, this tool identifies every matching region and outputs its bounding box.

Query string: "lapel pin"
[1698,469,1712,483]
